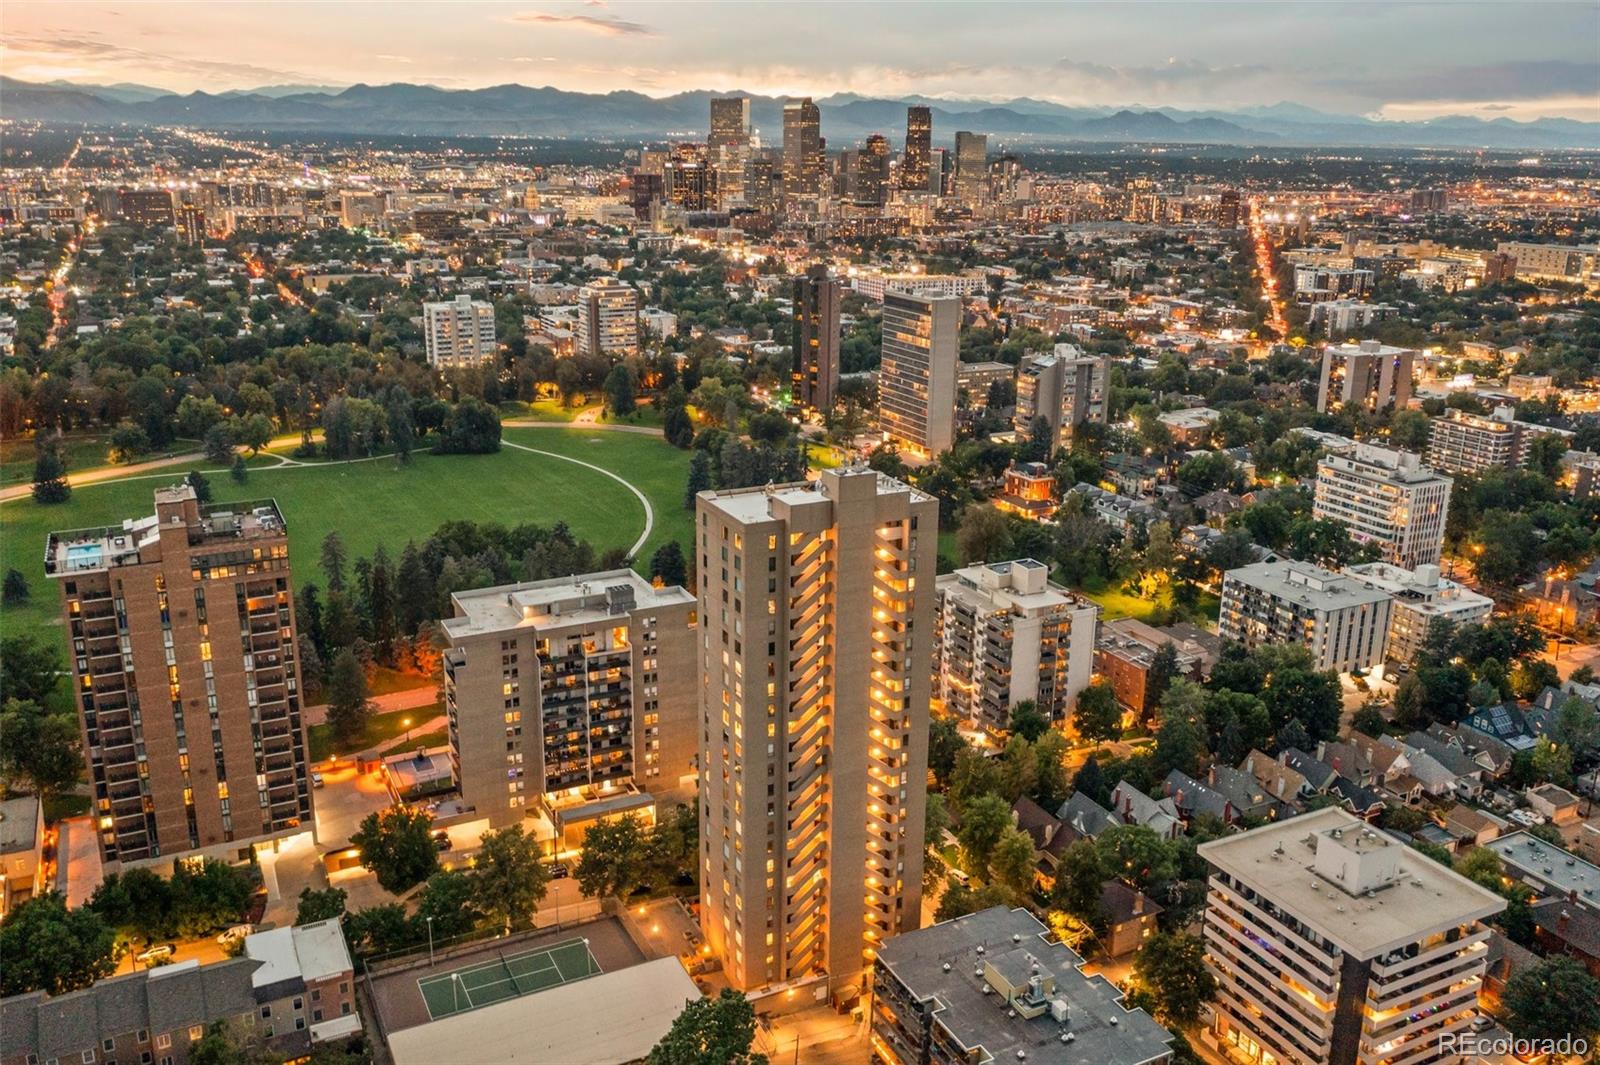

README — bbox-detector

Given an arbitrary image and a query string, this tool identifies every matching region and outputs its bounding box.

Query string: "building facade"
[900,107,932,193]
[1199,809,1505,1065]
[1426,406,1573,475]
[46,487,312,868]
[792,264,841,412]
[423,295,497,367]
[953,132,988,207]
[934,560,1098,735]
[1014,345,1110,451]
[1343,562,1494,664]
[782,98,822,199]
[1312,445,1451,569]
[1218,560,1393,674]
[575,277,639,358]
[440,570,698,833]
[879,291,960,457]
[1316,340,1415,414]
[696,468,935,993]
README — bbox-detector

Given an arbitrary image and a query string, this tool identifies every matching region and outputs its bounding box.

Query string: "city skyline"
[5,1,1598,122]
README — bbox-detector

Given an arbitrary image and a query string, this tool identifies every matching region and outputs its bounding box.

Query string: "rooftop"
[442,568,691,639]
[1198,808,1505,959]
[1222,560,1392,612]
[696,465,933,525]
[46,486,286,576]
[939,558,1096,618]
[1317,444,1451,488]
[1484,832,1600,911]
[876,906,1172,1065]
[0,796,41,855]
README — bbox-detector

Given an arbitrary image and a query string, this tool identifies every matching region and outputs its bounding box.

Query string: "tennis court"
[417,937,602,1021]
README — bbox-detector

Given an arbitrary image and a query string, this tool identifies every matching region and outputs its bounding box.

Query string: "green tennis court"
[417,937,602,1021]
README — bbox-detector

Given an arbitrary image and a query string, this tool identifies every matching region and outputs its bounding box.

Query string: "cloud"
[1052,57,1273,95]
[5,31,307,85]
[376,54,413,63]
[510,12,657,37]
[1320,60,1598,105]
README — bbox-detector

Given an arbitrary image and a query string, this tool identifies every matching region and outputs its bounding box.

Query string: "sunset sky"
[4,1,1597,122]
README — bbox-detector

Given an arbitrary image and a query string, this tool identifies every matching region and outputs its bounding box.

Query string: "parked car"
[136,944,175,965]
[545,862,569,879]
[311,772,325,788]
[215,923,253,946]
[1471,1014,1494,1033]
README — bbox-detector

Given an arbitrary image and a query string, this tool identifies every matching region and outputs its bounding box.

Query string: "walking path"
[498,437,656,557]
[503,417,661,436]
[303,684,439,727]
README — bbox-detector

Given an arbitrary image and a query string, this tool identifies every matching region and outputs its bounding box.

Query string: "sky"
[4,1,1598,122]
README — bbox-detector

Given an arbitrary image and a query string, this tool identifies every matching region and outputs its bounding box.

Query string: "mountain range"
[6,78,1598,150]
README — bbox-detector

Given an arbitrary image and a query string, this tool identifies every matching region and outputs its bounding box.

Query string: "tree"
[928,715,965,787]
[1351,704,1388,738]
[1032,730,1072,812]
[203,422,235,465]
[1529,735,1574,787]
[0,699,81,799]
[1453,848,1505,893]
[648,987,768,1065]
[342,903,413,958]
[236,413,274,453]
[1,568,28,606]
[109,421,151,463]
[956,505,1011,565]
[603,363,637,417]
[0,893,117,996]
[1072,682,1122,743]
[321,531,348,592]
[650,541,688,587]
[685,449,713,510]
[296,886,348,924]
[30,445,70,503]
[325,649,371,745]
[188,1021,275,1065]
[0,633,61,704]
[1154,681,1208,777]
[1133,932,1217,1027]
[1501,957,1600,1045]
[1051,839,1106,922]
[957,793,1013,875]
[437,396,502,454]
[1072,756,1110,807]
[227,453,246,483]
[1095,824,1177,891]
[1145,643,1179,717]
[991,827,1039,896]
[414,869,483,939]
[473,824,548,934]
[576,814,645,898]
[1553,695,1599,753]
[1008,699,1049,742]
[351,806,438,893]
[185,469,213,504]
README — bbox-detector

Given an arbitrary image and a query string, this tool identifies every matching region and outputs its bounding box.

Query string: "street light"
[426,915,435,967]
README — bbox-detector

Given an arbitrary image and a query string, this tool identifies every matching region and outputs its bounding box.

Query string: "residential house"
[1240,749,1314,809]
[1529,898,1600,978]
[1056,792,1119,839]
[1526,784,1582,825]
[1328,776,1387,820]
[1108,780,1184,840]
[1206,764,1284,821]
[1442,804,1509,849]
[1278,748,1340,794]
[1162,770,1236,824]
[0,797,45,918]
[1099,880,1163,958]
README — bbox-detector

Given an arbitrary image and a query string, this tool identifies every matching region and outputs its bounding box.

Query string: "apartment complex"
[1014,344,1109,451]
[1199,808,1505,1065]
[422,295,497,367]
[1426,405,1573,475]
[1496,241,1600,285]
[792,264,842,412]
[934,560,1098,735]
[695,468,936,993]
[1316,340,1415,414]
[871,905,1173,1065]
[1312,445,1451,569]
[575,277,639,358]
[1218,561,1393,674]
[0,919,359,1065]
[440,570,697,834]
[1343,562,1493,664]
[879,291,960,457]
[45,486,311,868]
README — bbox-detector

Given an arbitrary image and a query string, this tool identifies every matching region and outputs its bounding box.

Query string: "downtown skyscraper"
[900,106,932,192]
[695,467,935,994]
[782,97,822,198]
[709,96,751,205]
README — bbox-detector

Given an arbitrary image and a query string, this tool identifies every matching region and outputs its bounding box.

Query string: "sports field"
[417,937,601,1021]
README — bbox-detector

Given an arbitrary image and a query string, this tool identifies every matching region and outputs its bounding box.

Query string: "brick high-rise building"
[695,468,936,994]
[791,264,841,412]
[46,486,312,868]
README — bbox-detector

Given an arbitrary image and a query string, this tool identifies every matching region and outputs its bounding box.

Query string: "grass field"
[308,703,442,762]
[1,433,113,488]
[1,428,692,645]
[1082,581,1220,623]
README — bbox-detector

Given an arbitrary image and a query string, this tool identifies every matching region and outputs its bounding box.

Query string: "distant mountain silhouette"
[4,78,1596,150]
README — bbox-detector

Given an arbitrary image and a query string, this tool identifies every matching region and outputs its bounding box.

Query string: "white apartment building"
[440,570,698,835]
[575,277,639,358]
[851,273,986,302]
[1200,808,1505,1065]
[1218,561,1393,674]
[423,295,497,367]
[1313,445,1451,569]
[934,559,1099,736]
[879,291,960,457]
[1013,344,1109,451]
[1342,562,1493,665]
[695,468,935,995]
[1316,340,1415,414]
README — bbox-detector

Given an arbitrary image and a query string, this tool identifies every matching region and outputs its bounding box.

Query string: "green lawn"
[2,428,691,647]
[308,702,443,762]
[1,433,114,488]
[503,399,585,422]
[1081,581,1221,625]
[367,665,434,697]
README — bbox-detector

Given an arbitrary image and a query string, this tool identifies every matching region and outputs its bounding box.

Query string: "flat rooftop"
[442,568,691,639]
[876,906,1172,1065]
[1484,831,1600,911]
[46,493,286,576]
[697,466,933,525]
[1223,560,1392,612]
[1198,807,1505,959]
